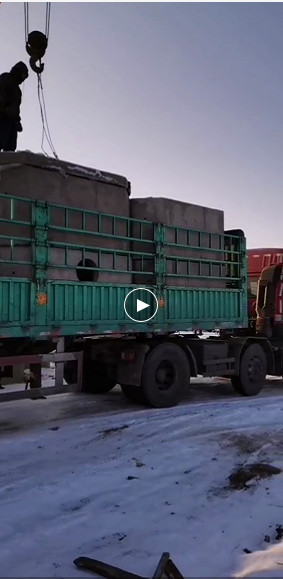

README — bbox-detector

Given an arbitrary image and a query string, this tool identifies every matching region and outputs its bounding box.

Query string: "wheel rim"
[248,356,264,383]
[155,360,176,391]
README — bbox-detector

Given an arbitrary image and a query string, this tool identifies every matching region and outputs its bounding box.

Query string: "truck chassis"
[61,331,278,408]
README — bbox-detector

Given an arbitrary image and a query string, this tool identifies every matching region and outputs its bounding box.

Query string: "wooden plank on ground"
[74,556,146,579]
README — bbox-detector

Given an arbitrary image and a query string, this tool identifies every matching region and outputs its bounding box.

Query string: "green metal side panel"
[166,287,239,322]
[0,193,248,338]
[47,282,131,325]
[0,281,246,339]
[0,279,31,332]
[45,284,245,333]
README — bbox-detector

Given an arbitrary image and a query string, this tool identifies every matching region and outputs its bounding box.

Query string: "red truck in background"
[248,248,283,319]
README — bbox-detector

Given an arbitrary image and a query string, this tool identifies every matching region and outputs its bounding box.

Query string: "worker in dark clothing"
[0,62,29,152]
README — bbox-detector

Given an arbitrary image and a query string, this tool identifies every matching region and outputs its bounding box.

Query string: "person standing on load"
[0,61,29,152]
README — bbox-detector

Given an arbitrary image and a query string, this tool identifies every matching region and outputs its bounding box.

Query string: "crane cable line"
[24,3,51,44]
[24,2,58,159]
[45,2,51,38]
[37,73,58,159]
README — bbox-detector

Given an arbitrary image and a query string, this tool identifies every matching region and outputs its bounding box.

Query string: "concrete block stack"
[0,153,227,289]
[130,197,226,288]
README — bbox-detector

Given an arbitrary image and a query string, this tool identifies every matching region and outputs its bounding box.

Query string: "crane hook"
[26,30,48,74]
[29,58,44,74]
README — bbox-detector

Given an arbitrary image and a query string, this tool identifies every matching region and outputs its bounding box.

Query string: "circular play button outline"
[124,287,159,323]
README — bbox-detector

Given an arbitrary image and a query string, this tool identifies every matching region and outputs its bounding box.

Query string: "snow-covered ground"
[0,385,283,578]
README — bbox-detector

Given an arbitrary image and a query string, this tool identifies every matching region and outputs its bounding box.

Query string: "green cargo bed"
[0,194,248,339]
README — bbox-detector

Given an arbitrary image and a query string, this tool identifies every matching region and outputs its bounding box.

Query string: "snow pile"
[235,542,283,577]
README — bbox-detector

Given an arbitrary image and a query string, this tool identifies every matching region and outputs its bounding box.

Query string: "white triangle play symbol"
[137,298,149,313]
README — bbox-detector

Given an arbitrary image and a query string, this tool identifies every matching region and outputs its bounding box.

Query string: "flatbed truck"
[0,190,282,408]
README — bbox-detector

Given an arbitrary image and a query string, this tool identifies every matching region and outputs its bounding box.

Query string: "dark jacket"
[0,72,22,122]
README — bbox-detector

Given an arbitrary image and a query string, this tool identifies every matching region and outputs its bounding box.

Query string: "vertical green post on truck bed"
[225,229,248,327]
[32,200,49,327]
[154,222,165,295]
[240,236,248,324]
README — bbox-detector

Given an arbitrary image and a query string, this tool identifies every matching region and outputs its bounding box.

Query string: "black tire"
[141,342,190,408]
[120,384,147,405]
[64,360,116,394]
[231,343,267,396]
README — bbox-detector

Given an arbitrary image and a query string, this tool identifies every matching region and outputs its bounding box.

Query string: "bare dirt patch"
[220,433,267,454]
[228,462,281,490]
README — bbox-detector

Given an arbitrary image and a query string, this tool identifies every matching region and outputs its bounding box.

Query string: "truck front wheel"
[141,342,190,408]
[231,343,267,396]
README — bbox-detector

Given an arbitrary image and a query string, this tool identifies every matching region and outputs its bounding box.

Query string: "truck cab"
[248,249,283,320]
[256,263,283,338]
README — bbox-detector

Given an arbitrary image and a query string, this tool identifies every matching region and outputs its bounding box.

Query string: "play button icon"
[137,299,149,313]
[124,288,159,323]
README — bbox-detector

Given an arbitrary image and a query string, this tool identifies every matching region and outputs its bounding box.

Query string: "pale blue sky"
[0,2,282,247]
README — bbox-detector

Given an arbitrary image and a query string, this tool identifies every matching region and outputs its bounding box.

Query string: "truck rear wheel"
[231,343,267,396]
[141,342,190,408]
[64,360,116,394]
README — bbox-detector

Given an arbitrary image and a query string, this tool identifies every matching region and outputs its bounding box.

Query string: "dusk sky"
[0,2,282,248]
